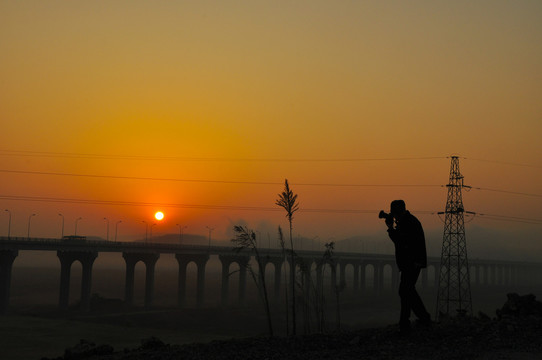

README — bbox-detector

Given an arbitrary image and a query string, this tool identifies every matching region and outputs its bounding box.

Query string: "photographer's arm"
[386,221,398,244]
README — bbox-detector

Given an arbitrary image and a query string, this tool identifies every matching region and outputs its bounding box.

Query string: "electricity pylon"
[436,156,474,319]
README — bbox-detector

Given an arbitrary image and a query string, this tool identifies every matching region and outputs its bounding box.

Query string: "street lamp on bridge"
[311,235,319,252]
[115,220,122,242]
[206,226,214,251]
[176,224,187,244]
[4,209,11,239]
[150,223,156,242]
[27,213,36,239]
[75,217,82,236]
[141,221,148,242]
[103,217,109,241]
[58,213,64,238]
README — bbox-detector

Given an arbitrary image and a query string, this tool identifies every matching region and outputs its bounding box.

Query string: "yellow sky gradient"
[0,1,541,255]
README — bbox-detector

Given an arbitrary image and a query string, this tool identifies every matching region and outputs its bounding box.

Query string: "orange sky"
[0,2,541,258]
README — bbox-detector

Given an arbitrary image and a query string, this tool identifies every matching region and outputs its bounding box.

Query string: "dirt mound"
[497,293,542,319]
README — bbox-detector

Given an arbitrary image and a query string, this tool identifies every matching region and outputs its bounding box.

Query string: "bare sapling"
[278,226,290,336]
[322,241,345,331]
[231,225,273,336]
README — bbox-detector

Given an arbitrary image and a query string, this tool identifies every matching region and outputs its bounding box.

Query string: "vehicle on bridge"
[62,235,87,242]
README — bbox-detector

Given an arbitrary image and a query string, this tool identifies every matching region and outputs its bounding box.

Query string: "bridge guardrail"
[1,236,541,266]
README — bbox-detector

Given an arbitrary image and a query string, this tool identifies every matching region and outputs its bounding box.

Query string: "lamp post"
[311,235,319,252]
[142,221,148,242]
[150,223,156,242]
[58,213,64,238]
[4,209,11,239]
[176,224,187,244]
[75,217,82,236]
[27,213,36,239]
[103,217,109,241]
[115,220,122,242]
[206,226,214,251]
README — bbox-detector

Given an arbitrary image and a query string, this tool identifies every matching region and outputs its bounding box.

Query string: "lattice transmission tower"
[436,156,474,319]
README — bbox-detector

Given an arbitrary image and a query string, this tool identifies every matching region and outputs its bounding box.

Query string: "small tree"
[297,257,312,334]
[276,179,300,335]
[231,225,273,336]
[316,241,336,333]
[320,241,345,331]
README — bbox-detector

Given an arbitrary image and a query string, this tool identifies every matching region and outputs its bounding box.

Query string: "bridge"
[1,236,541,314]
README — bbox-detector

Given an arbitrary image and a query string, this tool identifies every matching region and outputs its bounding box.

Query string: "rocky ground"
[42,293,542,360]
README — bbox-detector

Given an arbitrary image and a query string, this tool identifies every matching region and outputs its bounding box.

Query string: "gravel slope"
[44,293,542,360]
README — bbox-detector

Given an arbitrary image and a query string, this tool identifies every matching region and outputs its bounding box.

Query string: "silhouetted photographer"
[380,200,431,334]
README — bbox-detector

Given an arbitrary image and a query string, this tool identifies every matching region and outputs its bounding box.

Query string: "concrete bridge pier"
[238,257,248,306]
[339,262,346,290]
[314,259,337,295]
[270,258,283,303]
[511,265,518,286]
[315,262,323,293]
[0,249,18,314]
[299,257,312,298]
[374,262,383,294]
[219,255,249,307]
[421,268,428,289]
[330,263,337,293]
[219,256,230,307]
[359,263,366,292]
[473,265,480,285]
[57,251,98,311]
[175,254,209,308]
[122,252,160,308]
[353,263,360,293]
[490,265,497,285]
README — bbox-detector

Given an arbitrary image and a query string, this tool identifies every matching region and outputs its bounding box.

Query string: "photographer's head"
[390,200,406,219]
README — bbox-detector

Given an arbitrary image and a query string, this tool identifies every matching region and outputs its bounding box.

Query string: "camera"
[378,210,393,222]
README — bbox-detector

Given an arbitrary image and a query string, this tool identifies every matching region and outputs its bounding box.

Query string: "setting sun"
[154,211,164,221]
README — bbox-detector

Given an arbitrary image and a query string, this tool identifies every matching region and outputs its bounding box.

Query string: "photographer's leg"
[398,270,414,333]
[411,283,431,324]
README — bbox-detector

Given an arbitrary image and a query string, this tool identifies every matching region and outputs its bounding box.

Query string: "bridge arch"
[57,250,98,311]
[364,263,375,290]
[175,254,209,308]
[383,263,394,290]
[183,261,198,307]
[122,252,160,309]
[425,264,437,288]
[68,260,83,307]
[218,255,249,307]
[0,250,18,314]
[342,263,355,292]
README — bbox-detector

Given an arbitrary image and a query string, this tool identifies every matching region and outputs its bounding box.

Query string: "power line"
[0,149,447,162]
[0,169,278,186]
[0,194,435,215]
[0,169,442,188]
[462,157,542,169]
[1,193,540,224]
[0,194,280,211]
[4,169,541,199]
[2,149,540,168]
[473,212,542,225]
[472,187,542,198]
